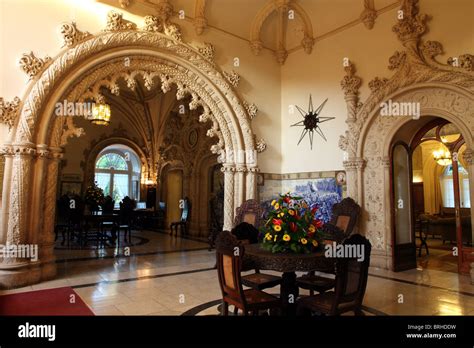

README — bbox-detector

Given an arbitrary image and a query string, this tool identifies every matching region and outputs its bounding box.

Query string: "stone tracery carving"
[0,97,21,130]
[339,0,474,269]
[194,0,208,35]
[19,52,51,79]
[243,101,258,120]
[197,43,215,62]
[223,71,240,88]
[59,22,91,48]
[360,0,377,30]
[104,11,136,31]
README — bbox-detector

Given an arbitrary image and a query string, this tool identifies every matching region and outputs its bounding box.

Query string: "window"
[440,164,470,208]
[94,145,141,207]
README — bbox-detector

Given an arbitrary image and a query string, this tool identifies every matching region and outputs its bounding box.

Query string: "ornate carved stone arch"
[0,12,259,288]
[339,0,474,270]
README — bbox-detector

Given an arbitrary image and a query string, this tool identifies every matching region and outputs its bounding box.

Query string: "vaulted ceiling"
[98,0,401,64]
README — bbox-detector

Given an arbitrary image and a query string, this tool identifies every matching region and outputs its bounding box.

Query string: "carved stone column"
[246,167,259,200]
[0,142,39,288]
[7,143,36,245]
[0,144,14,243]
[355,158,366,209]
[234,166,246,212]
[343,159,359,201]
[39,147,63,280]
[221,164,235,231]
[29,144,49,244]
[381,156,393,267]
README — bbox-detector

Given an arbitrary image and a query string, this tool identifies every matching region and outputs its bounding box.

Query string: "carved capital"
[250,40,263,56]
[236,166,247,173]
[275,48,288,65]
[0,144,14,157]
[301,34,315,54]
[0,97,21,130]
[360,0,377,30]
[344,158,366,171]
[12,143,36,157]
[194,16,207,35]
[19,52,51,79]
[221,165,236,173]
[36,144,50,158]
[463,148,473,166]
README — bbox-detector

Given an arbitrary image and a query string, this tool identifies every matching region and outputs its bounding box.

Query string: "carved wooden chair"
[170,198,190,236]
[322,197,361,241]
[215,231,281,316]
[232,200,282,292]
[297,234,372,316]
[296,197,361,295]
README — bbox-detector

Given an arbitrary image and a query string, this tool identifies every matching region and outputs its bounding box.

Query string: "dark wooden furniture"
[170,198,190,236]
[244,243,334,316]
[231,222,282,291]
[296,197,361,296]
[215,231,281,316]
[232,200,282,292]
[297,234,372,316]
[321,197,361,241]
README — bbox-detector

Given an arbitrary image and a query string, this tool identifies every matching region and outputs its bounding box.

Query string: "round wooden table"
[244,243,334,316]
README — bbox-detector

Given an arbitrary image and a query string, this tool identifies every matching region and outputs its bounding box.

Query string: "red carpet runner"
[0,287,94,316]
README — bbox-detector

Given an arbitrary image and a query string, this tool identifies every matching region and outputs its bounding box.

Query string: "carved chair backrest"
[333,234,371,309]
[215,231,247,307]
[329,197,360,237]
[234,199,264,229]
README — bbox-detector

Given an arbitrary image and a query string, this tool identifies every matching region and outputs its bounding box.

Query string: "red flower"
[311,206,318,214]
[273,218,282,226]
[283,197,291,203]
[313,220,323,228]
[289,222,297,232]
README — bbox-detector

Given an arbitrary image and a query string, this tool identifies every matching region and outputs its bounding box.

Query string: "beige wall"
[280,0,474,173]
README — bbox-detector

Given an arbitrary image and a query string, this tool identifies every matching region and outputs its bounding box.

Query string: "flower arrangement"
[260,193,324,254]
[84,182,105,211]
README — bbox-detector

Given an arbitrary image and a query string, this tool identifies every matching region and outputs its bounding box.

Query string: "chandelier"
[90,103,111,126]
[433,149,452,166]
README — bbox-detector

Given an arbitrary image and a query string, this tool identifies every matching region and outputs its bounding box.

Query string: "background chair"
[215,231,281,316]
[170,198,190,236]
[297,234,372,316]
[296,197,361,295]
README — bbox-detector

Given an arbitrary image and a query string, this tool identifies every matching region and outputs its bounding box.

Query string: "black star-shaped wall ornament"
[291,95,335,150]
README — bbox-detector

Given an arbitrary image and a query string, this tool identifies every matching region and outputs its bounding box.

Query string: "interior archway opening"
[390,117,473,273]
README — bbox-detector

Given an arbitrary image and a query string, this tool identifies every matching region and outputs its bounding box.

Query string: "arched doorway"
[390,118,472,272]
[339,1,474,274]
[0,12,259,288]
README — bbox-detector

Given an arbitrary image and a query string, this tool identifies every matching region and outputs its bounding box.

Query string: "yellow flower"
[274,203,280,210]
[274,235,277,242]
[271,199,276,207]
[283,234,291,242]
[288,209,295,216]
[308,225,316,233]
[273,225,282,232]
[278,212,284,218]
[265,233,272,241]
[312,240,318,247]
[300,238,308,245]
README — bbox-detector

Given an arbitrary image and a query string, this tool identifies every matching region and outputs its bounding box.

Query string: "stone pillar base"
[0,261,42,289]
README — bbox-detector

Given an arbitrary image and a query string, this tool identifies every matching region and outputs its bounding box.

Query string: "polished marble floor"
[1,230,473,316]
